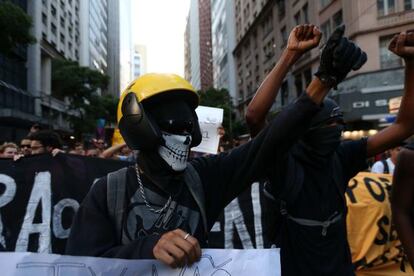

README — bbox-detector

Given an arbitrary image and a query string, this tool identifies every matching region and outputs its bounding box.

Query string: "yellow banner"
[346,172,414,275]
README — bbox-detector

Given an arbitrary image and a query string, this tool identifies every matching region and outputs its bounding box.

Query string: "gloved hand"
[315,25,367,88]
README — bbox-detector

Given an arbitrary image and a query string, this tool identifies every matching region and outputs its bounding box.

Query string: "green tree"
[0,1,36,55]
[199,87,235,138]
[51,59,115,138]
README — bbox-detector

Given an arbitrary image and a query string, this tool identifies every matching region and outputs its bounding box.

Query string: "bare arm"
[367,32,414,157]
[391,149,414,269]
[99,143,127,159]
[246,25,322,137]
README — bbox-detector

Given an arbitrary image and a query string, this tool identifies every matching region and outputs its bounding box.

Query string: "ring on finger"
[184,233,190,240]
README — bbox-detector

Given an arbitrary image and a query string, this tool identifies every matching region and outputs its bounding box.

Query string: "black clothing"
[268,139,367,276]
[65,94,321,259]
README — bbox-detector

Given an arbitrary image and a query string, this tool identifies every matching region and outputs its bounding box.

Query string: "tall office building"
[132,45,147,79]
[119,0,133,93]
[185,0,214,91]
[211,0,237,105]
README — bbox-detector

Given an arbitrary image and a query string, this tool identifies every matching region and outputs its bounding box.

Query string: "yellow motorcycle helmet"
[117,73,201,150]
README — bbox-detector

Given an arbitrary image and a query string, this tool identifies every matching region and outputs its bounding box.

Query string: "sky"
[132,0,191,76]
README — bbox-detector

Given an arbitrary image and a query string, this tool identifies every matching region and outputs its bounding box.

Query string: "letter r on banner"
[0,174,17,248]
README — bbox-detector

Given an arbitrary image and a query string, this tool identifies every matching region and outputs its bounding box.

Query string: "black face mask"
[295,98,344,164]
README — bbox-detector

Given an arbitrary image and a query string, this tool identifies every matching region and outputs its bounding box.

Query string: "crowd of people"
[0,125,135,162]
[1,23,414,275]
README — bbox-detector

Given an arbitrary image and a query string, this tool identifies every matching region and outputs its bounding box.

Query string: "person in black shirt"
[246,25,414,275]
[66,72,324,268]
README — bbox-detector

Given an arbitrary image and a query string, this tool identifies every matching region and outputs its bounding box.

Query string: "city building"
[132,44,147,79]
[107,0,120,98]
[232,0,414,136]
[185,0,214,91]
[119,0,133,93]
[0,0,35,142]
[211,0,238,105]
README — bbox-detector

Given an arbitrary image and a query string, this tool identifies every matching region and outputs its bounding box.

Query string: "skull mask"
[158,131,192,171]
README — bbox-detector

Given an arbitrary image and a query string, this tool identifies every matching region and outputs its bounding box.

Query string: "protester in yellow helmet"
[66,67,338,269]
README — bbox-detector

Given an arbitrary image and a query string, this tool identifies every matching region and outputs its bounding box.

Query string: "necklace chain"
[134,164,172,214]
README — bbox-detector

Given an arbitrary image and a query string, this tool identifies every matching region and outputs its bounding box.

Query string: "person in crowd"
[29,123,41,134]
[19,137,32,156]
[68,142,86,156]
[246,25,414,275]
[29,130,63,156]
[85,147,100,158]
[392,142,414,270]
[0,142,18,158]
[370,145,403,174]
[93,138,106,155]
[99,142,134,162]
[66,64,332,268]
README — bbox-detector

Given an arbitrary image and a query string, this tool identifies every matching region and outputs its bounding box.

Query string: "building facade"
[233,0,414,134]
[132,45,147,79]
[185,0,214,91]
[211,0,238,105]
[0,0,36,142]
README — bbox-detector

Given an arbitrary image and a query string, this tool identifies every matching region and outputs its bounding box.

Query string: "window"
[60,33,65,43]
[302,3,309,23]
[321,20,331,43]
[60,16,65,28]
[333,10,343,27]
[51,23,57,35]
[320,0,332,9]
[280,81,289,106]
[294,74,303,97]
[294,11,301,25]
[277,0,286,19]
[42,12,47,25]
[280,26,287,47]
[405,0,414,10]
[380,35,402,69]
[377,0,395,16]
[51,5,56,17]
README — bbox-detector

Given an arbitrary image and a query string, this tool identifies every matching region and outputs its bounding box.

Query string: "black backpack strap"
[381,159,390,174]
[107,167,128,244]
[183,163,208,238]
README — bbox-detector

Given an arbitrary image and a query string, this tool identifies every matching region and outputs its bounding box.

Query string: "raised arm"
[367,32,414,157]
[246,24,322,137]
[391,149,414,269]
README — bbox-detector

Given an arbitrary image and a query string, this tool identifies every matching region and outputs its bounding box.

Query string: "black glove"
[315,25,367,88]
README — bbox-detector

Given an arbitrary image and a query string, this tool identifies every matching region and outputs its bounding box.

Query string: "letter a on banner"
[15,172,52,253]
[0,174,17,248]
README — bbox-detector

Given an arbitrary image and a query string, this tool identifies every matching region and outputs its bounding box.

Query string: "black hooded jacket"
[65,93,321,259]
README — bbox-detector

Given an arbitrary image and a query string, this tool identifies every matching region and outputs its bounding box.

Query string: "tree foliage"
[52,59,116,137]
[0,1,36,55]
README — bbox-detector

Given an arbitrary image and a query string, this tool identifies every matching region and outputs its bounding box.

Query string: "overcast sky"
[132,0,191,76]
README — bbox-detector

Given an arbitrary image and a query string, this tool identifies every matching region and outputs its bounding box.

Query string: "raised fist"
[287,24,322,53]
[388,32,414,61]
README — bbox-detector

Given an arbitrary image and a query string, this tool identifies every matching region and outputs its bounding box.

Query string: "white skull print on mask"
[158,132,192,171]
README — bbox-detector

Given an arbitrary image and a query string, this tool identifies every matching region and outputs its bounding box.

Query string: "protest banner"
[0,249,280,276]
[0,154,411,275]
[0,154,130,253]
[192,106,224,154]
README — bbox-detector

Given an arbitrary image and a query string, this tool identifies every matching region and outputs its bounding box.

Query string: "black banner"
[0,154,275,254]
[0,154,130,254]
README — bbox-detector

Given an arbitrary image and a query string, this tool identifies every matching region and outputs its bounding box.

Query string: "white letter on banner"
[53,198,79,239]
[251,182,264,248]
[224,198,253,249]
[15,172,51,253]
[0,174,17,248]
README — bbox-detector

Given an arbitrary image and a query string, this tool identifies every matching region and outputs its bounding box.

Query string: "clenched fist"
[153,229,201,268]
[389,32,414,61]
[287,24,322,54]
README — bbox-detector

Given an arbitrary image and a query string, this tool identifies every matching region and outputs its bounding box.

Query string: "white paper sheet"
[0,249,280,276]
[193,106,224,154]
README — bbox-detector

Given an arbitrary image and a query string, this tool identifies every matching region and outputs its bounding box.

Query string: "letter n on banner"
[15,172,51,253]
